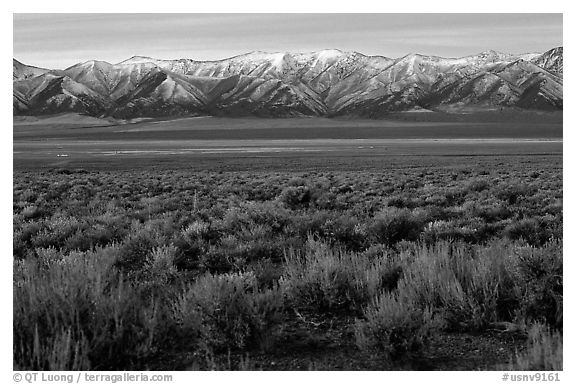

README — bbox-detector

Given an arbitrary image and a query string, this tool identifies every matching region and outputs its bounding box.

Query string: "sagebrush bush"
[29,215,86,250]
[496,183,534,205]
[504,218,551,246]
[280,238,397,313]
[509,323,562,371]
[14,327,91,371]
[389,242,524,330]
[21,205,42,219]
[13,247,164,370]
[515,243,563,328]
[466,178,490,193]
[172,234,204,271]
[115,234,158,272]
[278,185,312,209]
[354,291,437,357]
[421,220,472,243]
[172,271,284,352]
[368,207,427,245]
[137,245,180,300]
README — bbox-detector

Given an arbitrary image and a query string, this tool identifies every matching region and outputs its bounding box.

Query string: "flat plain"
[13,113,562,170]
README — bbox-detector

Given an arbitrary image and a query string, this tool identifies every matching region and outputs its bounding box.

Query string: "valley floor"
[13,116,563,371]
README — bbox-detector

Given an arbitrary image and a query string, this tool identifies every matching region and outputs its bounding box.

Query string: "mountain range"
[13,47,563,119]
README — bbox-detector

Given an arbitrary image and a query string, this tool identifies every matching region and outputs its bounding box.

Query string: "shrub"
[394,242,521,330]
[172,272,284,352]
[354,291,437,358]
[280,239,396,313]
[368,207,427,245]
[30,215,85,250]
[466,179,490,193]
[284,210,331,238]
[138,245,180,299]
[13,231,29,259]
[278,185,312,209]
[172,234,204,271]
[115,234,157,272]
[509,323,562,371]
[386,197,408,208]
[241,201,290,234]
[422,220,469,243]
[200,235,250,273]
[13,247,163,370]
[321,214,368,251]
[182,220,210,241]
[19,221,43,243]
[504,219,551,246]
[515,243,563,328]
[21,205,42,219]
[475,203,512,222]
[252,259,284,289]
[496,184,533,205]
[14,327,91,371]
[244,239,285,263]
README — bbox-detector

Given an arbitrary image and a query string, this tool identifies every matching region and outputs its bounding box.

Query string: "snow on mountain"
[420,58,563,112]
[13,48,563,118]
[13,59,49,81]
[518,53,542,61]
[118,56,165,66]
[64,60,120,96]
[532,47,563,75]
[14,72,111,115]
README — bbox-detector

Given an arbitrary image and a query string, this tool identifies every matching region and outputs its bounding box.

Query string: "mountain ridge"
[13,47,563,118]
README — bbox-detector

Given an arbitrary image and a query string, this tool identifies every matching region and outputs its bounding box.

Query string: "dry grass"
[509,323,562,371]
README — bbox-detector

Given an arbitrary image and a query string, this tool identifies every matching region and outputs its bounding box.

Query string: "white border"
[3,3,572,384]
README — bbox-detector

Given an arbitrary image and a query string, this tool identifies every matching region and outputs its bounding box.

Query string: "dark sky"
[13,13,563,69]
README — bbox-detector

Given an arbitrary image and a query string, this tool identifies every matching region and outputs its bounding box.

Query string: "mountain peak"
[118,56,159,65]
[481,49,501,55]
[472,49,511,61]
[532,46,563,75]
[313,48,345,57]
[545,46,563,55]
[67,60,114,70]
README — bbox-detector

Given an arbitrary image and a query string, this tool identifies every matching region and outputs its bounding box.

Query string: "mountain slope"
[14,73,111,115]
[419,59,563,112]
[13,59,49,81]
[13,47,563,118]
[532,47,563,76]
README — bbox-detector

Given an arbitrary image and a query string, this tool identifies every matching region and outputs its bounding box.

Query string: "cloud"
[14,14,562,69]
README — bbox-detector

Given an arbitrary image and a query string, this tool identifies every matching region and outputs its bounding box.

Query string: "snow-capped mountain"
[13,59,49,81]
[13,47,563,118]
[532,47,563,76]
[13,72,111,115]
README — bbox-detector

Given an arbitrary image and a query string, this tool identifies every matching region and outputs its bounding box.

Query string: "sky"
[13,13,563,69]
